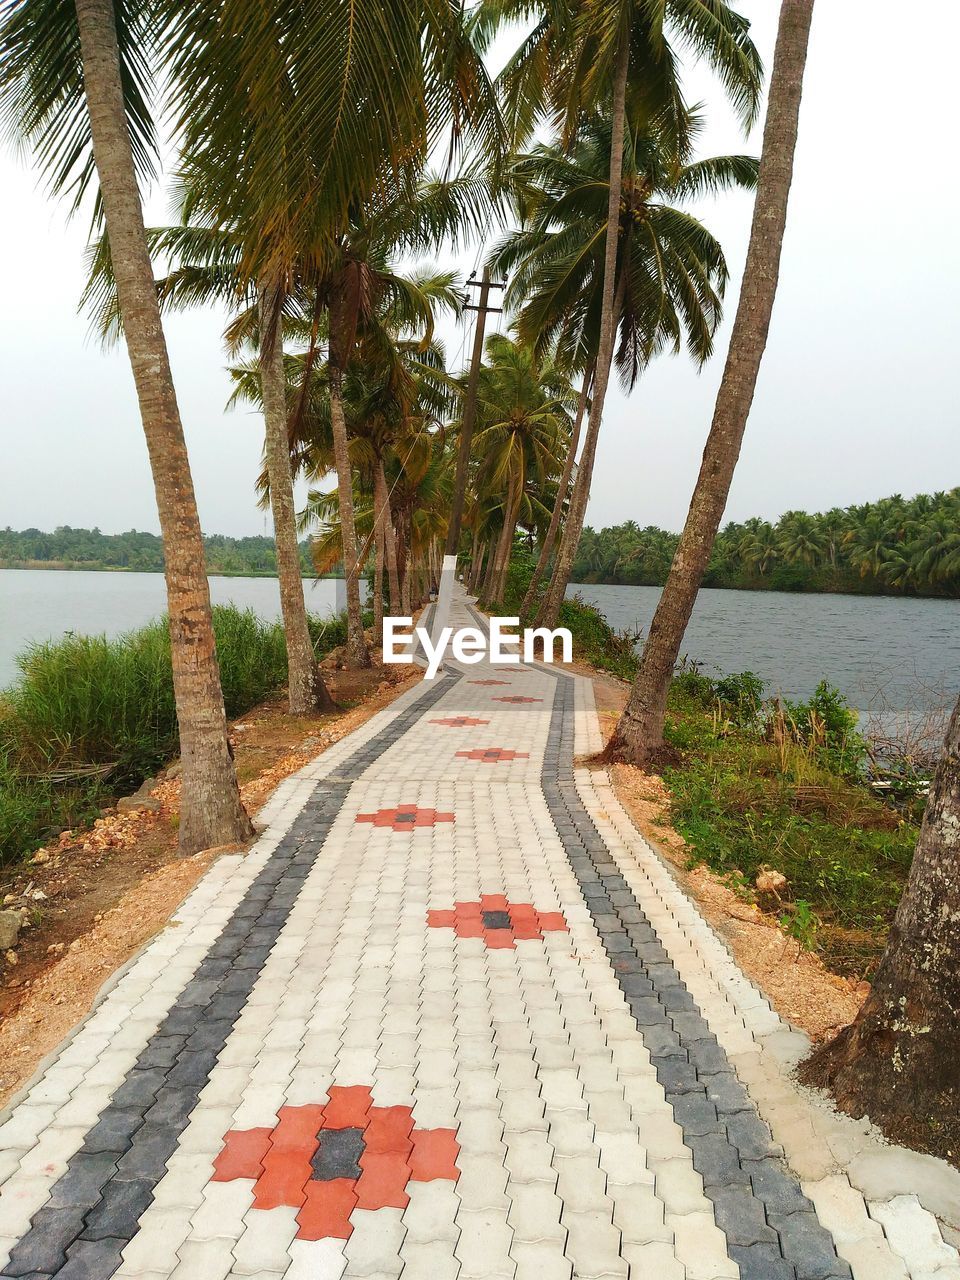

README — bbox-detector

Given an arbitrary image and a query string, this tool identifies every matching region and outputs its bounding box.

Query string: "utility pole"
[444,268,505,560]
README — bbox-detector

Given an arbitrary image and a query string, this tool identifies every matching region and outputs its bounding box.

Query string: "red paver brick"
[409,1128,461,1182]
[212,1127,272,1182]
[323,1086,373,1130]
[297,1178,358,1241]
[355,1150,412,1210]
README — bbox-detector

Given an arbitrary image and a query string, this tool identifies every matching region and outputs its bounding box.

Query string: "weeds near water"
[0,604,348,867]
[663,669,916,975]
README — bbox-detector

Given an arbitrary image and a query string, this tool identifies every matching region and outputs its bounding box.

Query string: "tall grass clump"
[0,604,348,867]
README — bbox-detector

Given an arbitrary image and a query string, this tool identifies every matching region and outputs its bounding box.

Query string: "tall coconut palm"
[468,333,575,604]
[493,112,758,625]
[0,0,253,852]
[83,222,337,715]
[478,0,760,615]
[609,0,817,766]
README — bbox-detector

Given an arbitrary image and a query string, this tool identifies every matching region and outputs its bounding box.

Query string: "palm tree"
[83,223,337,715]
[776,510,827,566]
[609,0,817,766]
[468,333,574,604]
[1,0,253,852]
[493,113,758,625]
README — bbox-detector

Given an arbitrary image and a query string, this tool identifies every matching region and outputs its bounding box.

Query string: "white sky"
[1,1,957,539]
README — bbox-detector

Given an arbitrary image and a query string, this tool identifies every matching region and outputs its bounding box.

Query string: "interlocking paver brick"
[0,592,954,1280]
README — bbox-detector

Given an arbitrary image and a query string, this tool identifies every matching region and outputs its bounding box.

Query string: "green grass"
[499,553,640,681]
[662,669,918,974]
[0,605,350,868]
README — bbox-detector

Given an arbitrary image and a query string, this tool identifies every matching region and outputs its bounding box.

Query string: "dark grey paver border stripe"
[459,603,850,1280]
[540,666,851,1280]
[2,670,459,1280]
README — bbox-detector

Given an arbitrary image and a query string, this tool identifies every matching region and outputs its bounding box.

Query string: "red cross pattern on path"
[493,695,543,704]
[212,1085,459,1241]
[455,747,529,763]
[355,805,455,831]
[429,716,491,727]
[428,895,568,949]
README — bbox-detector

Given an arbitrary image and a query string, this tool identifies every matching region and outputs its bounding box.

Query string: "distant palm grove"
[5,485,959,598]
[0,527,311,576]
[574,489,960,597]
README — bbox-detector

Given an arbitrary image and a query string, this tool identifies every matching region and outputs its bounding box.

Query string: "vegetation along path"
[0,590,957,1280]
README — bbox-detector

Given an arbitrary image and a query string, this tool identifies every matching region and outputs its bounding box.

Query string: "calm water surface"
[0,569,355,688]
[1,571,955,725]
[568,582,959,723]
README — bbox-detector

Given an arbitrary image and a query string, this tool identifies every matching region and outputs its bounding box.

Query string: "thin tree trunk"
[258,290,335,714]
[328,375,371,668]
[535,34,630,629]
[470,541,486,594]
[481,533,498,600]
[801,691,960,1156]
[74,0,252,854]
[489,473,517,606]
[375,462,401,612]
[608,0,815,766]
[522,367,592,618]
[373,516,384,648]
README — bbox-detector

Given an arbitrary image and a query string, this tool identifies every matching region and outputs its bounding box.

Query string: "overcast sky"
[1,1,958,540]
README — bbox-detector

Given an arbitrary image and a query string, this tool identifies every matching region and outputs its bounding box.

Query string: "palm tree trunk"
[328,373,371,668]
[373,516,384,648]
[375,462,401,612]
[609,0,815,766]
[481,534,498,600]
[535,33,630,629]
[801,690,960,1153]
[74,0,252,854]
[521,366,592,618]
[470,541,486,594]
[489,474,517,606]
[258,290,335,714]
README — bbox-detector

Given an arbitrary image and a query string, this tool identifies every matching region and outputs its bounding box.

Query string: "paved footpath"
[1,593,958,1280]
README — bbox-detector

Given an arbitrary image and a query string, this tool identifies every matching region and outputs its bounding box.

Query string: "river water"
[0,569,353,688]
[566,582,958,729]
[1,571,956,730]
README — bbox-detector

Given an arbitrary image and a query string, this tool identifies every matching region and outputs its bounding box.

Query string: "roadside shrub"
[0,604,348,866]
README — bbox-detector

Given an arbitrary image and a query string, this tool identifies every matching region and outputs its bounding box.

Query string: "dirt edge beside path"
[0,662,421,1110]
[587,669,867,1045]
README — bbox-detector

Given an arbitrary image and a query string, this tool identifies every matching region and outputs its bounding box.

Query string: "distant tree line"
[0,526,316,576]
[572,490,960,598]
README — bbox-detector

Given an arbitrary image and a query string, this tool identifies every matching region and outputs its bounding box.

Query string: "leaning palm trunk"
[609,0,815,766]
[328,375,371,668]
[74,0,252,854]
[535,35,630,629]
[259,291,335,714]
[801,690,960,1152]
[522,368,592,618]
